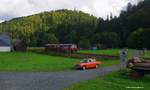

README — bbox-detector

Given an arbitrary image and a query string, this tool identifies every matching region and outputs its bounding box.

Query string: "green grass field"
[98,59,119,67]
[0,52,119,72]
[67,71,150,90]
[78,49,120,56]
[141,50,150,58]
[0,52,80,72]
[78,49,135,58]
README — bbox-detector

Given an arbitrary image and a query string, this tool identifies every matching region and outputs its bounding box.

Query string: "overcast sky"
[0,0,143,22]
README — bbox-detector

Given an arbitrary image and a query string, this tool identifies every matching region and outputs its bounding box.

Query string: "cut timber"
[143,60,150,63]
[134,63,150,68]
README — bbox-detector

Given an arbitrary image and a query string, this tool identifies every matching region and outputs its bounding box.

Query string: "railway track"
[73,53,119,59]
[45,51,119,60]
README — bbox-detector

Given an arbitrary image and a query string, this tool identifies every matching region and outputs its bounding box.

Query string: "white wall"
[0,47,11,52]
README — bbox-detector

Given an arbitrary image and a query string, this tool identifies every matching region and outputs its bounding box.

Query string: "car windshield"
[80,60,88,63]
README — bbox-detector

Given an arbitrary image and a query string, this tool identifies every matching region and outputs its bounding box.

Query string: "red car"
[75,58,102,70]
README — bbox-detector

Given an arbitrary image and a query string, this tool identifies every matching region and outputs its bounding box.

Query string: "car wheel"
[82,66,86,70]
[96,65,99,68]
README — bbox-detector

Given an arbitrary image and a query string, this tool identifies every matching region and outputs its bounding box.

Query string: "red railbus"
[45,44,77,53]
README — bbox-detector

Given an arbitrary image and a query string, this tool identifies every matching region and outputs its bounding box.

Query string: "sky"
[0,0,143,22]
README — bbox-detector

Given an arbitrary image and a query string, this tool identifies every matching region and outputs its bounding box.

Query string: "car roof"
[84,58,96,61]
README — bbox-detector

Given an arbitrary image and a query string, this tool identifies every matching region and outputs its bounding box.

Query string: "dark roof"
[0,33,11,46]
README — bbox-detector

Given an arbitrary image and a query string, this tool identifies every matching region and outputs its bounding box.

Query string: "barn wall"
[0,47,11,52]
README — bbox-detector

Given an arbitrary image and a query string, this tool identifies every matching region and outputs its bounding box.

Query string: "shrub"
[128,28,150,49]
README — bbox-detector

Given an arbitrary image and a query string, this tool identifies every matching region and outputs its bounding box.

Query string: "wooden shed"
[13,39,27,51]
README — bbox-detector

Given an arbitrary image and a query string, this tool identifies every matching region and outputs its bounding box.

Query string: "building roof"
[0,32,11,46]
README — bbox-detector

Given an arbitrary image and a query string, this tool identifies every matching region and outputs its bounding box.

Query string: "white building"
[0,33,11,52]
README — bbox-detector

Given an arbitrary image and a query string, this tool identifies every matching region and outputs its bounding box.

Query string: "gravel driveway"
[0,65,122,90]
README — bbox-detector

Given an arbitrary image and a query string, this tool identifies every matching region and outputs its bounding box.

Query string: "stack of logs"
[127,57,150,68]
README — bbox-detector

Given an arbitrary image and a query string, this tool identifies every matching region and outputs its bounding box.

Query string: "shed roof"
[0,32,11,46]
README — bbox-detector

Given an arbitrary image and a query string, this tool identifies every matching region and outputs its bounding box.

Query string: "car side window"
[86,60,89,63]
[85,60,88,63]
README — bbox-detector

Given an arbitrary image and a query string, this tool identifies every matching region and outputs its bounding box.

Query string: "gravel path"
[0,65,122,90]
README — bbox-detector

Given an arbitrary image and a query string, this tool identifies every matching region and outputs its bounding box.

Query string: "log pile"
[127,57,150,68]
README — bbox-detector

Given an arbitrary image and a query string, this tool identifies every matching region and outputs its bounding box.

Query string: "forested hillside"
[0,10,99,47]
[0,0,149,49]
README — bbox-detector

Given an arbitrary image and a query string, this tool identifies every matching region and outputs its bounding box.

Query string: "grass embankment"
[67,71,150,90]
[99,59,119,67]
[141,50,150,59]
[0,52,119,72]
[27,47,44,52]
[27,47,150,59]
[78,49,120,56]
[78,49,134,58]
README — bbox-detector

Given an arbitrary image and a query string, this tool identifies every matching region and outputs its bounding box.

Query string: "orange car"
[75,58,102,70]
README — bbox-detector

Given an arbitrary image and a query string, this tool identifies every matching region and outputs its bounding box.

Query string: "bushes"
[78,38,91,49]
[96,43,107,49]
[27,47,45,52]
[93,32,121,48]
[128,28,150,49]
[36,32,59,46]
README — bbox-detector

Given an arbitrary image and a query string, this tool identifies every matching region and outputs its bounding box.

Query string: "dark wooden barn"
[13,39,27,51]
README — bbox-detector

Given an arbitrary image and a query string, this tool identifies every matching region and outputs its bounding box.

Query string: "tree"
[63,30,78,43]
[36,32,59,46]
[92,32,120,48]
[128,28,150,49]
[78,38,91,49]
[46,34,59,44]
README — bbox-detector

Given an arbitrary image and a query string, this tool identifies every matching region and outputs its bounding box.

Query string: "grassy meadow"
[0,52,119,72]
[78,49,150,59]
[0,52,80,72]
[141,50,150,58]
[66,71,150,90]
[78,49,135,56]
[78,49,121,56]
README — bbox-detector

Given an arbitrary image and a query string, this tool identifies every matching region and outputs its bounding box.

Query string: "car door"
[90,60,96,68]
[85,60,91,68]
[87,60,95,68]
